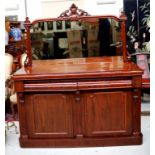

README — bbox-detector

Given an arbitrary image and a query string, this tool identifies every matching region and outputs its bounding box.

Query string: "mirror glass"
[30,18,122,60]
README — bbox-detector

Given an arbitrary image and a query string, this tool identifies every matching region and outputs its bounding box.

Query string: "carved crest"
[58,3,90,18]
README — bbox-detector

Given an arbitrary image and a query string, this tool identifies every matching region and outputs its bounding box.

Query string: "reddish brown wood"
[77,80,132,90]
[25,94,74,138]
[32,15,124,26]
[120,11,127,62]
[19,136,142,148]
[73,90,84,138]
[24,82,77,92]
[13,56,143,147]
[24,4,128,66]
[13,56,142,81]
[14,81,24,92]
[132,76,142,136]
[58,3,90,18]
[83,91,132,137]
[13,5,143,148]
[24,17,32,67]
[17,92,28,140]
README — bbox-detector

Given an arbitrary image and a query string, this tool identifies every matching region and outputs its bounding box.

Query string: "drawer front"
[78,80,132,90]
[24,79,132,92]
[24,82,77,92]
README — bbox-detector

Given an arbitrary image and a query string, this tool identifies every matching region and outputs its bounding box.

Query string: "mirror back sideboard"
[12,4,143,148]
[23,4,128,67]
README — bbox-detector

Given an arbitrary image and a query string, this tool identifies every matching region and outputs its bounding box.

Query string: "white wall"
[41,0,123,18]
[5,0,123,21]
[84,0,123,17]
[26,0,42,20]
[5,0,26,21]
[41,0,85,18]
[5,0,42,21]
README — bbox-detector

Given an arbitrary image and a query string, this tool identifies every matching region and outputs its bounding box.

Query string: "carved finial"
[25,17,30,22]
[71,3,77,8]
[70,3,78,15]
[58,3,90,18]
[24,17,32,67]
[24,17,32,30]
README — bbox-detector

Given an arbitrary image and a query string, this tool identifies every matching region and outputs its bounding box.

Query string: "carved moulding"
[23,4,128,67]
[58,3,90,18]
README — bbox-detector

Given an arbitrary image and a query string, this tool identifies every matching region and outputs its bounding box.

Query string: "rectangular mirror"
[30,17,122,60]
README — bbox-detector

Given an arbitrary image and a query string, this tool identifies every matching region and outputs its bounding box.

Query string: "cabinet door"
[83,91,133,137]
[25,93,74,138]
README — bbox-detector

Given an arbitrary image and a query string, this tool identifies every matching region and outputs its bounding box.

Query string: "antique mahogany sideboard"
[13,4,143,147]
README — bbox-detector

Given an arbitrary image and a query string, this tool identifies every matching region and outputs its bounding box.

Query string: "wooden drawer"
[24,79,132,92]
[24,82,77,92]
[78,80,132,90]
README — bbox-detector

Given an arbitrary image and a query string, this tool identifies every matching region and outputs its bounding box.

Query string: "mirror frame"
[24,3,127,67]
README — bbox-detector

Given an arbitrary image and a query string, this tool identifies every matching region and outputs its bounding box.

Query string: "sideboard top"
[13,56,143,81]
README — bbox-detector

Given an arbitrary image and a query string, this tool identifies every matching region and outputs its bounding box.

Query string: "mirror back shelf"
[24,4,127,67]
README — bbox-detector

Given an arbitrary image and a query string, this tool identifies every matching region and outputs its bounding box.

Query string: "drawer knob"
[75,97,80,101]
[75,91,81,102]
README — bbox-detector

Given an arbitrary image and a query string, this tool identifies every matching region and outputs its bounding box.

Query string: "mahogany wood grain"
[13,56,142,81]
[24,4,128,67]
[19,135,142,148]
[24,17,32,66]
[13,5,143,147]
[120,12,127,62]
[25,94,74,138]
[82,91,132,137]
[13,56,143,147]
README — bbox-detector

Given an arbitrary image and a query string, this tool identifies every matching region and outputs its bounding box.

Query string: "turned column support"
[120,11,128,62]
[24,17,32,67]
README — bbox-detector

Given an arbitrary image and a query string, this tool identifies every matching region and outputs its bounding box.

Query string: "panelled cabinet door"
[25,93,74,138]
[82,90,133,137]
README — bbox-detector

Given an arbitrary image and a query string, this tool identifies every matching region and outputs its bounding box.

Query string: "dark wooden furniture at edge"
[12,4,143,148]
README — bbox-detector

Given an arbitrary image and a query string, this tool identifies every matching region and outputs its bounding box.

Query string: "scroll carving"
[24,17,32,31]
[23,5,128,66]
[58,3,90,18]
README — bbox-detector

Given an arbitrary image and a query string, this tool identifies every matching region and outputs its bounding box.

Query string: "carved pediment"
[58,3,90,18]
